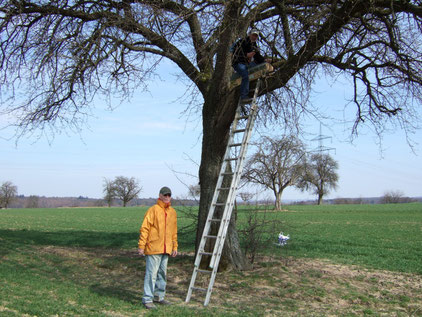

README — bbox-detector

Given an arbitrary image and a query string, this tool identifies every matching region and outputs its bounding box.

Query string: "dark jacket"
[232,36,265,66]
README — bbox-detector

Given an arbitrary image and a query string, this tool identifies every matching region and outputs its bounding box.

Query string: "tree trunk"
[317,194,323,205]
[275,190,283,211]
[317,183,324,205]
[196,94,250,271]
[195,5,250,271]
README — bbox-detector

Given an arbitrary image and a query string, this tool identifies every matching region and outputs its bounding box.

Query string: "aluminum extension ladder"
[185,78,262,306]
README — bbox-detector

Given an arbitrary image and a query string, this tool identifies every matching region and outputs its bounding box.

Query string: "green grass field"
[246,203,422,274]
[1,203,421,316]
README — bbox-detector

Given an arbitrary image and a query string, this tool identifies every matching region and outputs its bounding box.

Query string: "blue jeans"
[233,62,257,99]
[142,254,168,303]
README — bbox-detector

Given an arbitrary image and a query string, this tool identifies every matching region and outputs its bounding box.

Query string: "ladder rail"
[190,109,244,263]
[208,116,249,268]
[202,103,250,305]
[208,79,261,270]
[185,97,248,303]
[186,78,262,306]
[204,81,261,306]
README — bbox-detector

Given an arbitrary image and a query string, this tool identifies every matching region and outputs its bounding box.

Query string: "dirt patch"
[35,246,422,316]
[178,255,422,316]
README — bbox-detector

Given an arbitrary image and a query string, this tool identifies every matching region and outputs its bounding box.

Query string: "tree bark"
[196,91,250,271]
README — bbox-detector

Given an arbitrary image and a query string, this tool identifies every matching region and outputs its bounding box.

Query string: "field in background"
[1,203,421,316]
[239,203,422,274]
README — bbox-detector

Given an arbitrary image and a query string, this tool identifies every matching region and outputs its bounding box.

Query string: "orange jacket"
[138,199,178,255]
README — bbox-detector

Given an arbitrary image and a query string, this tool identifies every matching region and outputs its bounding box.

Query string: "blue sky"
[1,63,421,201]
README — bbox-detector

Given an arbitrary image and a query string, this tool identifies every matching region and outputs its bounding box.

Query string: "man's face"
[249,33,258,42]
[160,193,171,203]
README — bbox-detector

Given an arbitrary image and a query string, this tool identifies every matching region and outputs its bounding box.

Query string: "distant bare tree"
[242,136,306,210]
[0,181,18,208]
[188,184,201,200]
[299,153,339,205]
[112,176,142,207]
[239,192,254,205]
[381,190,404,204]
[103,178,116,208]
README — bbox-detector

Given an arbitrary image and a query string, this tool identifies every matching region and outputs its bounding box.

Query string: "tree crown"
[1,1,421,138]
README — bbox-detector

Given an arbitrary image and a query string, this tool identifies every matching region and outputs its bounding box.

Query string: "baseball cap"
[159,186,172,195]
[249,29,260,36]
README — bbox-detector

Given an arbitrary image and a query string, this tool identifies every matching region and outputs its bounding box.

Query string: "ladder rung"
[218,187,230,190]
[208,218,221,222]
[204,235,217,239]
[213,203,225,206]
[224,157,238,161]
[233,129,246,133]
[197,269,213,274]
[229,143,242,147]
[238,115,249,120]
[221,172,234,176]
[199,252,213,256]
[192,287,207,292]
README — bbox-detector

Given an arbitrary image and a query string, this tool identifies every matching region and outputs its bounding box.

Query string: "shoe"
[154,299,172,305]
[143,302,157,309]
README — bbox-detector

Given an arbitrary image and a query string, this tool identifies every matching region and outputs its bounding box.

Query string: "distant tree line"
[7,195,198,209]
[2,177,419,209]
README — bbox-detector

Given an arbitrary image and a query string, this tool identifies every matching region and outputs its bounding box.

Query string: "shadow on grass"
[0,228,197,306]
[89,284,142,304]
[88,255,194,304]
[0,228,138,251]
[0,228,195,252]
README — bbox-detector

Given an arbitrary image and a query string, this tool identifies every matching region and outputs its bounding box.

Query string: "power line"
[310,123,336,154]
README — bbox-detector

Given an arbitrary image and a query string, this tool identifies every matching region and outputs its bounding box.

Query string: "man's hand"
[247,51,256,59]
[171,250,177,257]
[138,248,145,256]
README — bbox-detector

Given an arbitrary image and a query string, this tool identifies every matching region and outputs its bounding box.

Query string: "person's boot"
[154,299,172,305]
[143,302,157,309]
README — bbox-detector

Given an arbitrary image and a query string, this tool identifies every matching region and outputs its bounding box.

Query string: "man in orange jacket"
[138,186,178,309]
